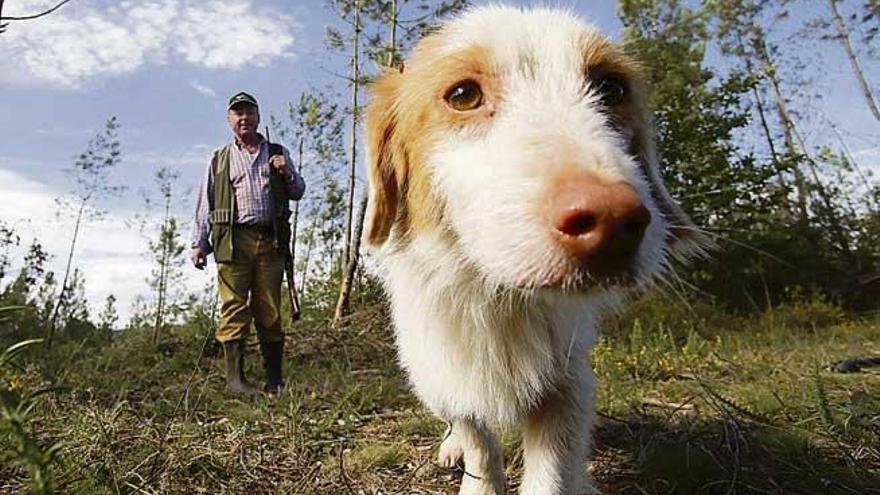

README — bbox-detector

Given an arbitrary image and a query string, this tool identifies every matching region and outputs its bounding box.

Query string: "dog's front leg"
[519,368,597,495]
[438,419,507,495]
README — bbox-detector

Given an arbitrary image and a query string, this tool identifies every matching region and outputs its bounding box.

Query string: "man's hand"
[269,154,289,177]
[191,247,208,270]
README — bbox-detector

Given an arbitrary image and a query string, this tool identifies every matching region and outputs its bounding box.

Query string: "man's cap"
[227,91,259,110]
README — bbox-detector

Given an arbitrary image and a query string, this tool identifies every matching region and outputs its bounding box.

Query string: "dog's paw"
[437,429,465,468]
[460,475,505,495]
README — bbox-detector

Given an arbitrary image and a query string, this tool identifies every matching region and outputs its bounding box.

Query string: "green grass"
[1,298,878,494]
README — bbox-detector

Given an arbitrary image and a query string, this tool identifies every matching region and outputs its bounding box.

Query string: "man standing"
[191,92,305,397]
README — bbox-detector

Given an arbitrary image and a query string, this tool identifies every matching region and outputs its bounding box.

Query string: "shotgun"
[265,126,301,322]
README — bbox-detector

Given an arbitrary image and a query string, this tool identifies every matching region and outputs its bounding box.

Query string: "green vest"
[209,143,291,263]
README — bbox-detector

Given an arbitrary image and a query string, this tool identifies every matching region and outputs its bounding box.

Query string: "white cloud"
[175,1,294,69]
[1,0,297,88]
[0,169,210,323]
[189,80,217,98]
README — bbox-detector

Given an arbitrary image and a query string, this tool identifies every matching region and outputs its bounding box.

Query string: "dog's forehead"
[437,6,603,70]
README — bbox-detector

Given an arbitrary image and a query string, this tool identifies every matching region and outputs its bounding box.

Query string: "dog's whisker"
[670,224,793,268]
[656,269,695,312]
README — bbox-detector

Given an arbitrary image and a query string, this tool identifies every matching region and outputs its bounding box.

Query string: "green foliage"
[621,0,880,310]
[594,317,714,382]
[1,241,48,332]
[287,157,348,300]
[361,0,471,66]
[97,294,118,341]
[129,167,189,344]
[0,220,20,286]
[272,88,351,305]
[55,117,125,228]
[286,90,347,165]
[56,269,89,331]
[811,366,835,433]
[0,332,60,494]
[299,261,346,318]
[621,1,772,226]
[759,291,847,330]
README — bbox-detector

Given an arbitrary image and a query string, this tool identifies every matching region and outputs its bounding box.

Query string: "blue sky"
[0,0,877,321]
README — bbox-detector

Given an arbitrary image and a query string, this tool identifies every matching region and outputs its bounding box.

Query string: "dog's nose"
[549,174,651,274]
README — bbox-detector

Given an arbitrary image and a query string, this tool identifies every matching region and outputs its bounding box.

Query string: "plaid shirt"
[191,137,305,253]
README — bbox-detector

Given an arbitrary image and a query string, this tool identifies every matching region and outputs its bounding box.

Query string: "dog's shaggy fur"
[364,6,705,494]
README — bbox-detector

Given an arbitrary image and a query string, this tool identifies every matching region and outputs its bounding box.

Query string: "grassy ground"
[2,296,879,494]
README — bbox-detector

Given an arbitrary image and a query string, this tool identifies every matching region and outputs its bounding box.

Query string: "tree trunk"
[152,267,165,345]
[829,122,879,212]
[736,32,787,190]
[753,84,791,190]
[47,197,87,349]
[333,192,368,326]
[753,27,855,260]
[341,0,361,272]
[331,0,399,326]
[153,195,171,345]
[388,0,398,67]
[335,0,362,323]
[829,0,880,121]
[290,136,305,291]
[751,32,809,222]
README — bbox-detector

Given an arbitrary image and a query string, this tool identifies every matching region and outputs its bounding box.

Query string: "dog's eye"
[593,75,627,107]
[445,80,483,111]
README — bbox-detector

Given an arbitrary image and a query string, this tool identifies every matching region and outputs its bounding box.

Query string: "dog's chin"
[512,266,640,295]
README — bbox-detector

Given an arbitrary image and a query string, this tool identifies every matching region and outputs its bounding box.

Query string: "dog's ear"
[365,71,402,246]
[628,84,713,257]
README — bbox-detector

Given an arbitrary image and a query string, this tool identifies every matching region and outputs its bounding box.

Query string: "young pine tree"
[0,221,19,287]
[144,168,187,345]
[273,89,346,298]
[98,294,119,342]
[48,117,123,349]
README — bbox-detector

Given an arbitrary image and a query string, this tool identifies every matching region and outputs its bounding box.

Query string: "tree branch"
[828,0,880,121]
[0,0,7,33]
[0,0,73,21]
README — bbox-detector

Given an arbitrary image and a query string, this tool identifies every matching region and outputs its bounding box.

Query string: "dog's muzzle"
[546,173,651,280]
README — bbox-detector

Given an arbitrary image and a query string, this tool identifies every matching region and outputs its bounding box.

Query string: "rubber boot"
[223,340,261,398]
[260,340,284,395]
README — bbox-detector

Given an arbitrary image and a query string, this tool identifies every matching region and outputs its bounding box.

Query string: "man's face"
[227,104,260,140]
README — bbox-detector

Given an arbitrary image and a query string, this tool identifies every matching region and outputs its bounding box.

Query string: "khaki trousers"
[215,225,284,343]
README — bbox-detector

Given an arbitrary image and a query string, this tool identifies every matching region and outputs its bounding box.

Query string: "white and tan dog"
[364,6,703,495]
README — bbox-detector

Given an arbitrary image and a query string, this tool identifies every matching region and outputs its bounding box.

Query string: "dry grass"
[2,298,879,494]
